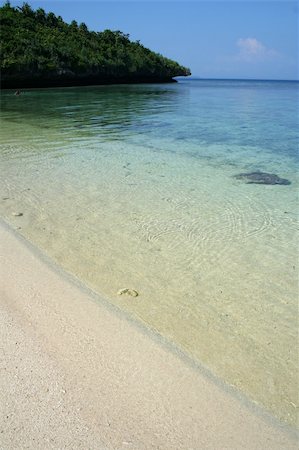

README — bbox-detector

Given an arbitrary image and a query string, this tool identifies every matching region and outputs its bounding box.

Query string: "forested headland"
[0,2,191,88]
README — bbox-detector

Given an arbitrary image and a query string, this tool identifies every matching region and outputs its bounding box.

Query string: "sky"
[4,1,299,80]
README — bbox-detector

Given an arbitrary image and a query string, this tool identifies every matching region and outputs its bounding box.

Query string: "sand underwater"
[0,80,298,429]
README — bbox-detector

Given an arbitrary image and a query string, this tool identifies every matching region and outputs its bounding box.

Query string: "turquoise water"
[0,80,298,426]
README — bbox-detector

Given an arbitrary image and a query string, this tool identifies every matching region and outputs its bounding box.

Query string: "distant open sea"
[1,79,298,426]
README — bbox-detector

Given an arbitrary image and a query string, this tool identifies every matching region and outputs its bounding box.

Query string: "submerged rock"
[117,288,139,297]
[234,172,291,185]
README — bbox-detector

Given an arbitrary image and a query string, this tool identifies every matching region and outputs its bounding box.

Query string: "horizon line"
[176,76,299,82]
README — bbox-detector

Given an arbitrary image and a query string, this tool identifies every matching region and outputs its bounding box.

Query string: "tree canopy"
[0,2,191,87]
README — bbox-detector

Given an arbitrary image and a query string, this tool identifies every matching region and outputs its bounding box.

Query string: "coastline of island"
[0,3,190,90]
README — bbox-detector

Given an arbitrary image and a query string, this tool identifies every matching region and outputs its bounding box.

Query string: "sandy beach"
[0,220,297,450]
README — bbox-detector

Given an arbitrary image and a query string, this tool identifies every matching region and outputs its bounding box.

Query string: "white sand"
[0,221,297,449]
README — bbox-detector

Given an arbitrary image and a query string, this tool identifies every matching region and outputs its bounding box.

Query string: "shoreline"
[0,77,178,90]
[0,219,297,449]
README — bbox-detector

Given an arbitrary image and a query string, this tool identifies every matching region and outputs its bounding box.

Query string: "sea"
[0,79,298,427]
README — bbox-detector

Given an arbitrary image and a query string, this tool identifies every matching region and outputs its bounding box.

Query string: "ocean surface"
[0,79,298,426]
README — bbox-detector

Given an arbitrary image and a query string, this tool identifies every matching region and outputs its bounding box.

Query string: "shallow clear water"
[0,80,298,426]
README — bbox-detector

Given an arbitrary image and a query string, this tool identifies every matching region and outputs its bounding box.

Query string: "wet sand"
[0,220,297,449]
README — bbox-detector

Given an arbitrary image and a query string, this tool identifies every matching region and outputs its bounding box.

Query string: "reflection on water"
[0,80,298,427]
[0,84,179,142]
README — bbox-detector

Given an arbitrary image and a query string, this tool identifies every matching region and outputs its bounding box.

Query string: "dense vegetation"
[0,2,191,88]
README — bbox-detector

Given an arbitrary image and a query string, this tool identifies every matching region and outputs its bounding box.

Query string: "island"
[0,2,191,88]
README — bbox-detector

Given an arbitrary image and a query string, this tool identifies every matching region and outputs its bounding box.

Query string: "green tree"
[0,2,191,88]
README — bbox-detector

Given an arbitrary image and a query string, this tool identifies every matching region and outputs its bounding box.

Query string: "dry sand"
[0,220,297,449]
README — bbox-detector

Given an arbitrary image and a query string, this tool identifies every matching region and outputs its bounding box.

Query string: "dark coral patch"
[234,171,291,185]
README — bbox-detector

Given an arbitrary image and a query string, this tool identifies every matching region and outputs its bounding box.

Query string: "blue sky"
[5,1,299,80]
